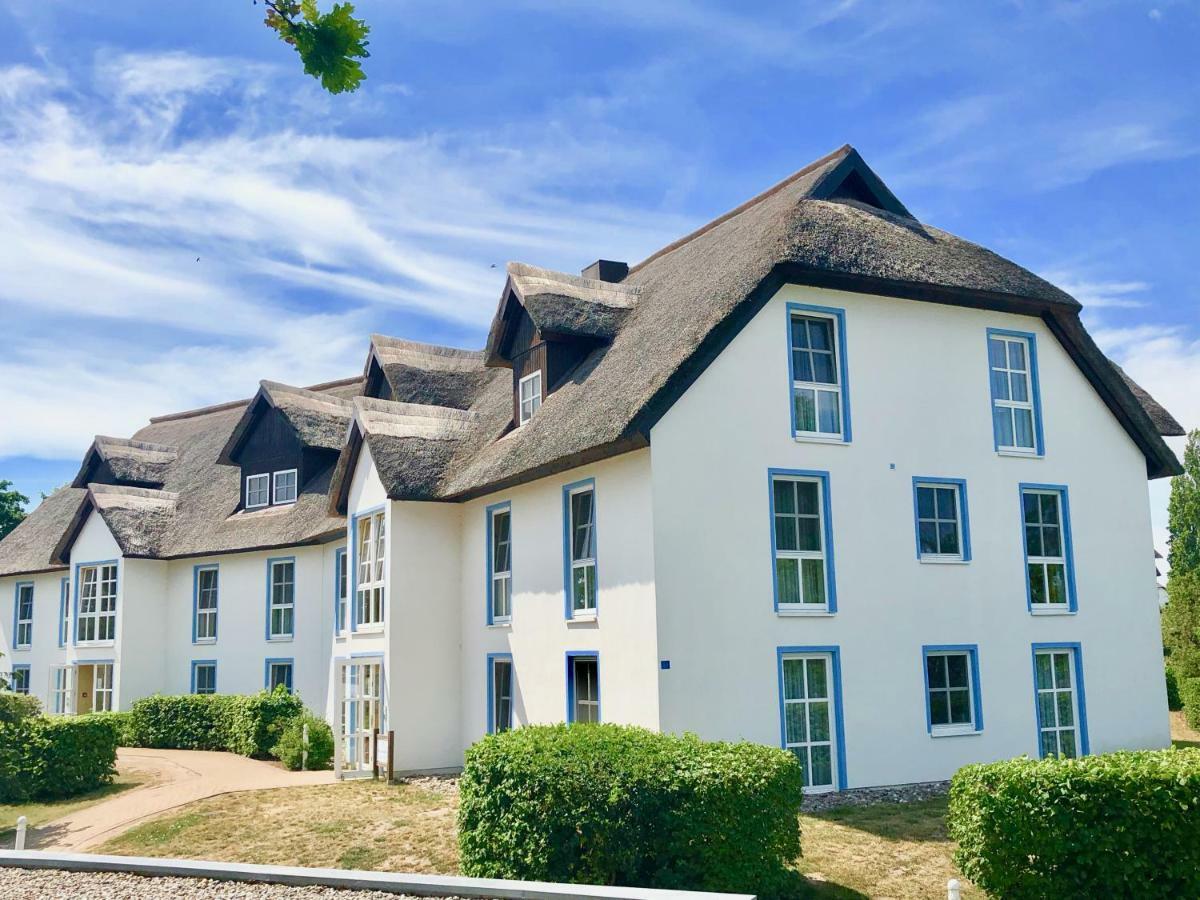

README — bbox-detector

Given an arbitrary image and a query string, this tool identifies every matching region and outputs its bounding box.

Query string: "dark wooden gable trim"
[808,148,913,219]
[50,493,97,566]
[329,421,364,516]
[217,391,272,466]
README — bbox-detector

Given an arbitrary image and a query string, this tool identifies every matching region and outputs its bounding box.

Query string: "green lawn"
[0,773,145,848]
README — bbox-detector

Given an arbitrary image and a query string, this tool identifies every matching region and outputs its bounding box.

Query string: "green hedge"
[87,710,135,746]
[126,688,303,758]
[458,724,805,897]
[1166,664,1183,711]
[0,692,41,726]
[1183,677,1200,730]
[273,713,335,770]
[0,714,118,803]
[949,750,1200,898]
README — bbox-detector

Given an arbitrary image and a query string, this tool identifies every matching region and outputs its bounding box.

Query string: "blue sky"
[0,1,1197,547]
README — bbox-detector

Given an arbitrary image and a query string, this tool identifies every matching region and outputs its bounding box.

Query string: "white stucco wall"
[650,283,1168,788]
[1,569,73,704]
[459,449,660,751]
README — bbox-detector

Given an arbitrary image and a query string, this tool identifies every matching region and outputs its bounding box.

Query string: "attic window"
[246,474,270,509]
[273,469,298,505]
[519,372,543,425]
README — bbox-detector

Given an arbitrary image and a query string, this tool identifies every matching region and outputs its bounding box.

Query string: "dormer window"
[246,474,270,509]
[519,372,543,425]
[273,469,298,505]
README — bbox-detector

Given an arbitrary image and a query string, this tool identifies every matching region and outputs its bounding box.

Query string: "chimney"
[581,259,629,283]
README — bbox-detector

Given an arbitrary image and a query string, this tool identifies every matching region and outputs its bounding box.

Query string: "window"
[518,371,542,424]
[488,504,512,624]
[13,583,33,648]
[339,659,382,772]
[191,661,216,695]
[1021,485,1075,612]
[913,479,970,562]
[923,647,982,735]
[1033,645,1087,758]
[489,655,514,734]
[77,563,118,643]
[9,665,30,695]
[334,548,348,635]
[266,659,294,692]
[59,577,69,647]
[92,663,115,712]
[788,306,849,441]
[564,482,597,617]
[779,650,841,791]
[355,511,385,628]
[267,559,295,640]
[567,654,599,723]
[988,329,1042,454]
[770,471,835,613]
[194,566,218,643]
[51,666,70,714]
[273,469,298,505]
[246,473,270,509]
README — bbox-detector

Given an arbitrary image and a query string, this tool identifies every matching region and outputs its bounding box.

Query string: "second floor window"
[268,559,295,639]
[914,480,969,562]
[194,566,218,642]
[356,511,385,627]
[518,371,542,424]
[771,473,831,612]
[489,506,512,624]
[59,578,70,647]
[273,469,298,505]
[988,330,1042,454]
[77,563,118,643]
[1022,486,1074,612]
[566,484,597,616]
[246,473,270,509]
[14,583,33,648]
[335,549,348,635]
[789,309,847,440]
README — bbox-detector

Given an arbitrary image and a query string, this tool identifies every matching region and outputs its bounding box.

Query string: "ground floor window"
[489,655,513,734]
[9,665,30,694]
[567,653,599,723]
[266,659,294,692]
[1034,645,1086,758]
[50,666,71,714]
[339,659,382,774]
[780,652,838,791]
[923,646,982,735]
[192,661,217,695]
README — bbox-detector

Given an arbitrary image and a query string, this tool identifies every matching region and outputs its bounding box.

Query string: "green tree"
[1163,570,1200,679]
[260,1,370,94]
[1168,430,1200,579]
[0,480,28,541]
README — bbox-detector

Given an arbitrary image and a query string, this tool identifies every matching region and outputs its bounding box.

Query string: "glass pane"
[1040,731,1058,758]
[1010,371,1029,403]
[1042,524,1062,558]
[949,689,972,724]
[930,691,949,726]
[809,745,833,788]
[1040,494,1059,525]
[1047,565,1068,604]
[776,559,800,605]
[994,407,1014,446]
[791,318,810,350]
[797,517,820,552]
[806,659,828,698]
[1029,564,1047,604]
[1053,653,1071,688]
[1007,340,1026,371]
[795,351,814,383]
[919,522,939,555]
[991,369,1011,401]
[794,390,817,432]
[808,701,831,741]
[800,559,826,606]
[1056,691,1074,727]
[1014,408,1035,449]
[785,702,807,744]
[935,488,956,519]
[782,658,805,700]
[816,389,840,433]
[1035,653,1053,688]
[1023,492,1040,524]
[775,516,798,552]
[988,337,1007,369]
[946,654,969,688]
[926,654,946,688]
[812,352,836,385]
[916,487,935,519]
[773,479,796,514]
[1038,692,1057,727]
[938,522,959,555]
[1025,525,1044,557]
[1059,730,1077,759]
[796,482,819,515]
[808,319,832,351]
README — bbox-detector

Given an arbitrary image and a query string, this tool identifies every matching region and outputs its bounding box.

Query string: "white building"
[0,146,1185,790]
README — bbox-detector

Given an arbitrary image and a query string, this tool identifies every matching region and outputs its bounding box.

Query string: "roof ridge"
[94,436,177,454]
[506,262,643,296]
[148,375,362,424]
[627,144,853,277]
[354,396,478,422]
[261,380,354,407]
[370,334,484,359]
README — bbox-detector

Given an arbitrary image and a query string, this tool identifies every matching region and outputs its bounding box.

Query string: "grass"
[0,773,145,848]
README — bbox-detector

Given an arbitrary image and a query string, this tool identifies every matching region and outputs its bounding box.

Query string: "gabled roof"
[71,436,178,488]
[365,335,495,410]
[54,484,180,562]
[218,380,354,465]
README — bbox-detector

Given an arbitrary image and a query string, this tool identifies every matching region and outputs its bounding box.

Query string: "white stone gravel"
[0,868,476,900]
[800,779,950,814]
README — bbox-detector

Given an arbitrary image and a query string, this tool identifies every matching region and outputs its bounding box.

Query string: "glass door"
[781,654,837,791]
[339,660,382,774]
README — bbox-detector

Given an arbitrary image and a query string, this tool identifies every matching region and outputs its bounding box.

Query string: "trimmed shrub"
[126,688,304,758]
[1183,677,1200,729]
[225,687,305,758]
[273,712,335,771]
[458,724,805,897]
[1166,664,1183,711]
[949,750,1200,898]
[0,691,41,726]
[87,710,135,746]
[0,715,117,803]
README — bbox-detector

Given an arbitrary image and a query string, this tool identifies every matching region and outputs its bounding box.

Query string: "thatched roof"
[54,484,180,560]
[0,488,87,577]
[366,335,495,410]
[218,381,354,465]
[1111,362,1185,437]
[72,436,178,489]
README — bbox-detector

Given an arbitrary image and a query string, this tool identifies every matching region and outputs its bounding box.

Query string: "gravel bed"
[801,780,949,814]
[0,869,477,900]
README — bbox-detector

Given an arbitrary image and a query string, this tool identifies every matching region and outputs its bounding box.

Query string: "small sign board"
[372,729,395,782]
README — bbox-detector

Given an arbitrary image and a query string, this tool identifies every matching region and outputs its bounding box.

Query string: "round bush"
[949,750,1200,898]
[273,713,334,770]
[458,724,805,897]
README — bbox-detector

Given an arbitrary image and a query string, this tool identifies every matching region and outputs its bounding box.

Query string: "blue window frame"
[73,559,119,645]
[265,658,294,692]
[486,501,513,626]
[565,651,600,723]
[921,645,983,735]
[351,506,386,632]
[987,328,1044,455]
[562,480,598,619]
[1019,484,1077,613]
[265,557,296,640]
[768,469,837,614]
[776,645,847,791]
[191,660,217,695]
[192,564,219,643]
[58,577,69,648]
[487,652,514,734]
[786,303,851,442]
[333,548,348,636]
[12,582,33,649]
[9,664,31,694]
[1032,643,1089,758]
[912,478,971,562]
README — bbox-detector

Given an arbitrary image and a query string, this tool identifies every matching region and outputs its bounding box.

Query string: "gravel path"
[0,869,475,900]
[801,780,949,813]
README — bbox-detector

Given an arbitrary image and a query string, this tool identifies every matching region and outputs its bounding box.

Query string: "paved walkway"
[29,748,337,852]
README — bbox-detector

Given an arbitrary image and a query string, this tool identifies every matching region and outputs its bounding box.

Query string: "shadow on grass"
[0,778,144,849]
[803,795,951,845]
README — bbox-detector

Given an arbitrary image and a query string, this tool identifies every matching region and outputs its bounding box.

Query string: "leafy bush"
[224,687,305,758]
[1183,677,1200,730]
[1167,664,1183,711]
[273,712,335,771]
[87,710,135,746]
[126,688,304,759]
[458,724,804,897]
[949,750,1200,898]
[0,691,41,726]
[0,714,117,803]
